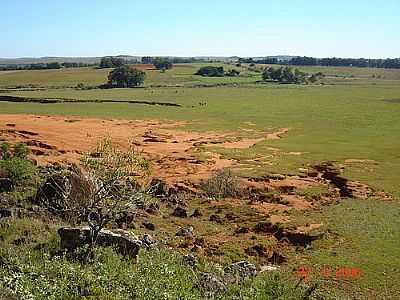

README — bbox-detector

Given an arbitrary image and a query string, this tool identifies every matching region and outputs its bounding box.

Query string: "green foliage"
[153,57,173,71]
[225,69,240,77]
[107,66,146,88]
[196,66,225,77]
[201,169,241,199]
[0,157,38,189]
[1,142,11,160]
[0,244,311,300]
[262,66,309,84]
[14,143,30,159]
[99,56,125,68]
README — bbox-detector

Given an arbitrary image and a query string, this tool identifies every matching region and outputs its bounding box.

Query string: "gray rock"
[225,261,257,279]
[141,233,157,248]
[198,272,226,294]
[143,221,156,231]
[58,227,142,261]
[0,178,12,192]
[0,208,13,219]
[183,254,197,268]
[172,206,187,218]
[176,226,194,238]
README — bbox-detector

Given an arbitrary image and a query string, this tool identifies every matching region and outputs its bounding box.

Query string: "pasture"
[1,63,400,298]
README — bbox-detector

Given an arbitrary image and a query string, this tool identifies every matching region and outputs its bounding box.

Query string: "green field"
[1,63,400,297]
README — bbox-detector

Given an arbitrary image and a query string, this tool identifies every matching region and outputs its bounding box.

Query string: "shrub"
[14,143,30,159]
[201,169,241,199]
[0,157,38,190]
[107,66,146,88]
[195,66,225,77]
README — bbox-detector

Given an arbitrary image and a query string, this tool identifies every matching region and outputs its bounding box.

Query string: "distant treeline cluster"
[239,56,400,69]
[0,62,96,71]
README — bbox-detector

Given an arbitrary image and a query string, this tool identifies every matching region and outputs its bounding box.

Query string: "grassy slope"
[1,64,400,297]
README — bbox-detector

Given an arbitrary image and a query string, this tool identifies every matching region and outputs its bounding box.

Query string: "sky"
[1,0,399,58]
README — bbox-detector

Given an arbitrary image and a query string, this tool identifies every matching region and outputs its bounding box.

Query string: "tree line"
[238,56,400,69]
[262,66,324,84]
[0,62,95,71]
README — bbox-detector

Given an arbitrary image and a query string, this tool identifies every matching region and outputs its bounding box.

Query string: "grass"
[291,198,400,298]
[1,64,400,297]
[0,218,312,300]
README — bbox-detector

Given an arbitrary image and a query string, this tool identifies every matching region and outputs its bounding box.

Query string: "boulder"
[149,178,172,198]
[183,254,198,268]
[58,227,142,261]
[141,233,157,248]
[224,261,257,279]
[190,208,203,218]
[0,178,12,192]
[235,226,250,234]
[172,206,187,218]
[176,226,194,238]
[198,272,226,294]
[0,208,13,219]
[209,214,223,224]
[143,221,156,231]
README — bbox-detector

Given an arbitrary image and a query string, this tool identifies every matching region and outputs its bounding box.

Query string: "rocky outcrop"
[58,227,142,260]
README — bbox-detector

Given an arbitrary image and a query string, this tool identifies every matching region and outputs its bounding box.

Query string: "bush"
[107,66,146,88]
[0,157,38,190]
[195,66,225,77]
[201,169,241,199]
[153,57,173,71]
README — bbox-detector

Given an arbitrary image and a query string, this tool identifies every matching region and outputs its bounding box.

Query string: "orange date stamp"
[297,265,362,280]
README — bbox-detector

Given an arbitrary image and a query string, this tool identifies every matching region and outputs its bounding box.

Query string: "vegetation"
[107,66,146,88]
[196,66,225,77]
[99,56,125,68]
[153,57,173,71]
[201,169,241,199]
[262,66,308,84]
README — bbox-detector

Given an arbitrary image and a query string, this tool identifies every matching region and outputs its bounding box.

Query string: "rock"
[58,227,142,261]
[145,202,160,215]
[224,261,257,278]
[190,208,203,218]
[149,178,172,198]
[268,251,287,264]
[115,211,135,229]
[275,227,324,247]
[260,265,280,272]
[254,222,282,234]
[172,206,187,218]
[225,213,237,221]
[0,178,12,192]
[245,244,271,257]
[198,272,226,294]
[143,221,156,231]
[183,254,198,268]
[0,208,13,219]
[235,226,250,234]
[209,214,223,224]
[141,234,157,248]
[176,226,194,238]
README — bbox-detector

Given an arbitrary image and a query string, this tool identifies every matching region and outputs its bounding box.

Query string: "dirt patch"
[266,128,289,140]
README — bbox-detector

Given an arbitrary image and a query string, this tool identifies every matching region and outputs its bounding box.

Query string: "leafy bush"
[195,66,225,77]
[0,246,313,300]
[107,66,146,88]
[0,157,38,191]
[201,169,241,199]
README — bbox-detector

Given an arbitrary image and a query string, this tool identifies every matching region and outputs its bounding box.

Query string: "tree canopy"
[107,66,146,88]
[153,57,173,71]
[195,66,225,77]
[99,57,125,68]
[262,66,323,84]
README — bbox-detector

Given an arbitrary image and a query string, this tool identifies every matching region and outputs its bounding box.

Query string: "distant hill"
[0,55,297,65]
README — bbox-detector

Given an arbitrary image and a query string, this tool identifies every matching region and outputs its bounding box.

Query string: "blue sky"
[1,0,399,58]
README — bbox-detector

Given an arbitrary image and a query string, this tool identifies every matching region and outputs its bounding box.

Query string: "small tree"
[107,66,146,88]
[66,138,151,261]
[153,57,173,71]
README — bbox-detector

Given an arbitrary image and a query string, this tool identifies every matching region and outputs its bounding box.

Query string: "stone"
[0,208,13,219]
[149,178,172,198]
[141,233,157,248]
[172,206,187,218]
[183,254,197,268]
[225,261,257,278]
[198,272,226,294]
[0,178,12,192]
[235,226,250,234]
[176,226,194,238]
[209,214,223,224]
[143,221,156,231]
[190,208,203,218]
[58,227,142,260]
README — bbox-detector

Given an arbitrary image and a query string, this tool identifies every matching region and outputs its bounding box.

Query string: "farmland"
[1,63,400,298]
